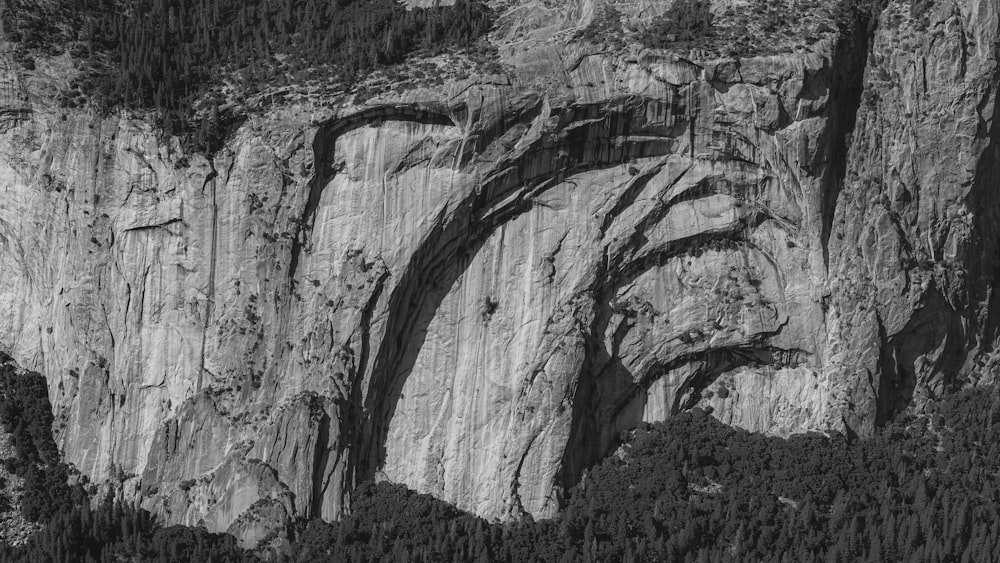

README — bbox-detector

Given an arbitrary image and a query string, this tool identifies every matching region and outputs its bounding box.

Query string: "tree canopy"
[295,387,1000,562]
[3,0,496,153]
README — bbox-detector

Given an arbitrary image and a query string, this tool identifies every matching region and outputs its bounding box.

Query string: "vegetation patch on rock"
[2,0,498,154]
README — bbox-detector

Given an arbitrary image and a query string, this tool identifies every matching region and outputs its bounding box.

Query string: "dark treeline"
[3,0,495,153]
[295,387,1000,562]
[0,354,257,562]
[1,496,259,562]
[0,353,85,523]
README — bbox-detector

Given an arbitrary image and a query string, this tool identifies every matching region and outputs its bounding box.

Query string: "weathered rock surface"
[829,0,1000,433]
[0,0,998,548]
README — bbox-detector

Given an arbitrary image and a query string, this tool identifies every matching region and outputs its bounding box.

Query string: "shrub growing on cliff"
[575,5,627,49]
[640,0,714,47]
[909,0,934,29]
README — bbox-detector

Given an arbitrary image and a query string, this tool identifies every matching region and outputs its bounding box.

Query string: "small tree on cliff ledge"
[642,0,714,46]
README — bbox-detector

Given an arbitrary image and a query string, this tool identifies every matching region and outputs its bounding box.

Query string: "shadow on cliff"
[962,46,1000,389]
[818,1,882,267]
[344,90,845,514]
[557,237,799,504]
[288,103,460,282]
[555,2,887,490]
[349,99,678,497]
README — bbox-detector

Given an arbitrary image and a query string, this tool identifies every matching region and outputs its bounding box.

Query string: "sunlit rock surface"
[0,0,998,547]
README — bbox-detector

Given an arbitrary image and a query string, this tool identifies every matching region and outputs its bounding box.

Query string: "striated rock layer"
[0,0,998,547]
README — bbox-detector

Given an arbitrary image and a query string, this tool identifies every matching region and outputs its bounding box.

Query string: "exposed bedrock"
[828,0,1000,432]
[0,0,999,549]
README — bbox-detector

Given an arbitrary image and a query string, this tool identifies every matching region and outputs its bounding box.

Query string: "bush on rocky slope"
[640,0,714,45]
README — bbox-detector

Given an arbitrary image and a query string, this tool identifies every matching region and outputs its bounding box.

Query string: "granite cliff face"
[829,0,1000,433]
[0,0,997,548]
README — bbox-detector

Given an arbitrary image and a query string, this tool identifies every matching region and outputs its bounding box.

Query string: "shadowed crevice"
[818,7,880,267]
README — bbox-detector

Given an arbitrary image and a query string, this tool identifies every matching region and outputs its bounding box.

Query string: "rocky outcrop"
[0,0,998,549]
[828,0,1000,433]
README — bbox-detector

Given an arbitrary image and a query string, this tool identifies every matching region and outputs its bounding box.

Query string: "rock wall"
[828,0,1000,433]
[0,0,998,548]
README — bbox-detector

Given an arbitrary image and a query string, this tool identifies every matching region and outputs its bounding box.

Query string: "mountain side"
[830,0,1000,433]
[0,0,997,548]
